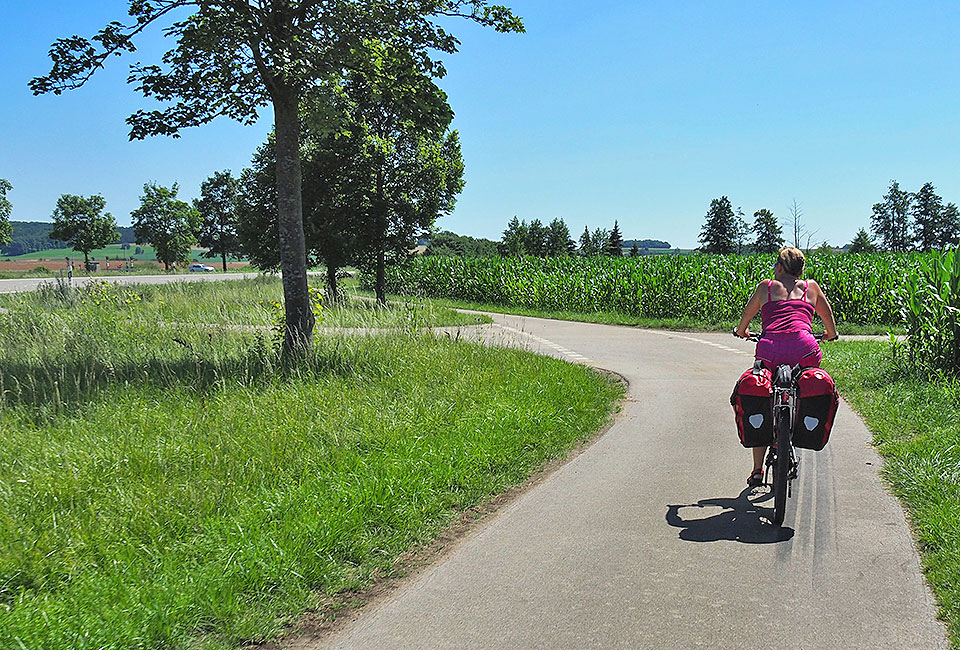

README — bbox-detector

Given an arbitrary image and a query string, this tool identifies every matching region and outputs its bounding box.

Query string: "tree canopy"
[871,180,913,252]
[698,196,737,254]
[194,171,241,272]
[32,0,522,354]
[425,231,498,257]
[847,228,876,253]
[132,183,200,270]
[0,179,12,247]
[606,220,624,256]
[751,208,783,254]
[49,194,119,265]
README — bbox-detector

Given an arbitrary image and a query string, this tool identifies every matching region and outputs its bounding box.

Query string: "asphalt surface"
[305,313,948,650]
[0,272,260,294]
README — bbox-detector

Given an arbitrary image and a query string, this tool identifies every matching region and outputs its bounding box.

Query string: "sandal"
[747,467,764,486]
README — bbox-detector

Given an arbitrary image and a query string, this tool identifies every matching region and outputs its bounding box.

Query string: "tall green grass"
[0,276,487,332]
[0,281,620,649]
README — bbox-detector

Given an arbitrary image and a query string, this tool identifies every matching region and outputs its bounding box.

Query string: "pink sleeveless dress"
[755,280,822,369]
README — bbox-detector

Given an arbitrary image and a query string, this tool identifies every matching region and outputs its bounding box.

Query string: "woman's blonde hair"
[777,247,805,277]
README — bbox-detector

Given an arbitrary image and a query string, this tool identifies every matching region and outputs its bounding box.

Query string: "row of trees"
[870,180,960,252]
[698,197,786,254]
[40,52,469,285]
[38,53,468,298]
[44,185,211,270]
[499,217,634,257]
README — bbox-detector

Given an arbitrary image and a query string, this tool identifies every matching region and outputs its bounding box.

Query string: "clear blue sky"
[3,1,960,248]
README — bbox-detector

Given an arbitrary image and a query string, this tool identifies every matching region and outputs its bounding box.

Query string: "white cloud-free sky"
[3,1,960,248]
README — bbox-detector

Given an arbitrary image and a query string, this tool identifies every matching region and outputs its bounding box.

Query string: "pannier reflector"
[804,416,819,431]
[749,414,765,429]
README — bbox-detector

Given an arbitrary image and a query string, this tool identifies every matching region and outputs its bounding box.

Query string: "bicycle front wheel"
[772,410,791,526]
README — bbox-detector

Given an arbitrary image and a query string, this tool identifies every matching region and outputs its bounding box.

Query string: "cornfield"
[364,253,922,326]
[900,248,960,375]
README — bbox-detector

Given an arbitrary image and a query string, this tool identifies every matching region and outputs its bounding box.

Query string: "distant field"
[2,243,244,263]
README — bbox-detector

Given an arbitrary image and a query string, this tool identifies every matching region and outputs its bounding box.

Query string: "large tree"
[751,208,783,254]
[577,226,594,256]
[545,218,574,256]
[499,217,527,256]
[31,0,522,355]
[132,183,200,271]
[847,228,876,253]
[940,203,960,248]
[237,121,370,297]
[338,47,465,302]
[698,196,737,254]
[0,179,12,247]
[592,228,609,255]
[912,182,943,252]
[871,180,913,252]
[49,194,120,266]
[606,220,624,256]
[524,219,547,256]
[194,171,241,272]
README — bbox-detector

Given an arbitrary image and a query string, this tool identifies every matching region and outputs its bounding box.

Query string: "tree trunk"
[326,262,339,301]
[374,166,387,305]
[219,218,228,272]
[273,90,315,356]
[375,243,386,305]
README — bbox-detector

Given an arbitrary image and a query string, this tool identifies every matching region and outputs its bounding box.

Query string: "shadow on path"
[665,487,794,543]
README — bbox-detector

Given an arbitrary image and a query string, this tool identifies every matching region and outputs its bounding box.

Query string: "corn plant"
[900,247,960,375]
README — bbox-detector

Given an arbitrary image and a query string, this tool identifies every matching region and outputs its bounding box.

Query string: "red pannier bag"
[730,362,774,448]
[793,367,839,451]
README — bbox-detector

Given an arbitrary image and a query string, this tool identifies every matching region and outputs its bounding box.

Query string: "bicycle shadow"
[665,487,794,543]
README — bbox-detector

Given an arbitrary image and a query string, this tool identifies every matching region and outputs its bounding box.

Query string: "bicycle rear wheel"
[772,409,791,526]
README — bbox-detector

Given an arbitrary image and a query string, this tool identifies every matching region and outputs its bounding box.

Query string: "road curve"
[304,312,947,650]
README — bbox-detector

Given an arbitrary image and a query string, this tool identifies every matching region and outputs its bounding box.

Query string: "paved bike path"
[308,314,947,649]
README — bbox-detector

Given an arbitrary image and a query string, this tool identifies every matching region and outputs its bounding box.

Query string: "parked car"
[188,263,215,272]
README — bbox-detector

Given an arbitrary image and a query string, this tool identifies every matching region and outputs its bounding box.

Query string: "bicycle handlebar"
[732,331,838,343]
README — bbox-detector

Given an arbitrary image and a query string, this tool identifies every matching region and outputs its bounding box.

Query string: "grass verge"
[821,341,960,646]
[0,285,619,649]
[0,276,490,330]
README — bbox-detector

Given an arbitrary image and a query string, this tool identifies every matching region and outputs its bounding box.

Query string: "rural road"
[303,312,948,650]
[0,272,260,294]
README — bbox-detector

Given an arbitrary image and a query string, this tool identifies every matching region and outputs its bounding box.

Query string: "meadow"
[0,278,624,649]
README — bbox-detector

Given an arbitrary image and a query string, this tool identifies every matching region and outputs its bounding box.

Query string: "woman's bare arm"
[736,282,766,337]
[810,281,838,339]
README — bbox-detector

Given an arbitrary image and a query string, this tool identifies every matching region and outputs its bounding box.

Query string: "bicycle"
[734,332,832,526]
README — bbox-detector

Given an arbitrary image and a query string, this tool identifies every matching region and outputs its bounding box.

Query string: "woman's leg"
[748,446,766,484]
[753,446,766,470]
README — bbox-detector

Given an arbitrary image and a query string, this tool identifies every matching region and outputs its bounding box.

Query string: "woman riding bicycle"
[734,246,838,486]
